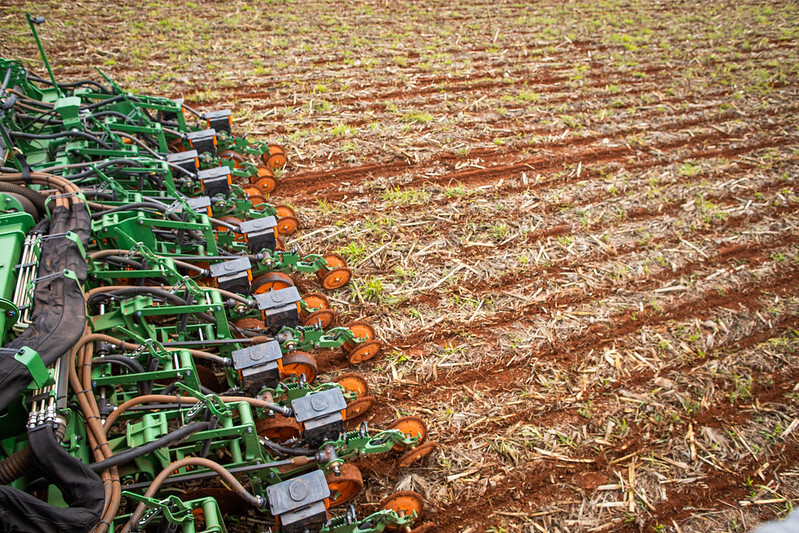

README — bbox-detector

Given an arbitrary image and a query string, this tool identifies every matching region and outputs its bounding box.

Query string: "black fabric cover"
[0,424,104,532]
[0,203,90,411]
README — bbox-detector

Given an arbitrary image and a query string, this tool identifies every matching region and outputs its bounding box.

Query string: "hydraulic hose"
[91,255,144,270]
[89,110,134,124]
[6,88,53,108]
[15,111,63,128]
[43,158,142,177]
[122,457,265,532]
[80,94,128,111]
[119,455,312,491]
[70,332,230,368]
[103,394,292,432]
[87,286,193,306]
[85,286,219,325]
[0,181,47,215]
[92,355,148,396]
[0,171,83,197]
[0,66,12,97]
[9,129,113,150]
[160,381,215,396]
[209,217,239,231]
[213,288,254,306]
[27,74,110,94]
[92,355,145,374]
[89,249,208,275]
[260,437,315,457]
[110,131,162,159]
[88,421,210,472]
[86,200,204,241]
[69,331,119,533]
[88,202,175,219]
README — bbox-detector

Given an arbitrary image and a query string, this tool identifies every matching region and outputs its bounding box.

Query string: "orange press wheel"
[263,144,288,170]
[325,463,363,508]
[387,416,427,451]
[276,216,300,236]
[302,309,335,329]
[346,340,382,364]
[396,441,438,468]
[252,272,294,295]
[281,351,318,383]
[218,150,245,168]
[344,395,375,419]
[380,491,424,519]
[334,372,369,396]
[255,415,301,442]
[342,321,377,352]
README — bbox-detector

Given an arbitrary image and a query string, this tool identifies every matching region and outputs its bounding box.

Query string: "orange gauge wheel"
[274,204,296,219]
[242,186,267,206]
[344,395,375,419]
[397,442,438,468]
[380,491,424,519]
[302,309,335,328]
[322,252,346,270]
[262,144,288,170]
[218,150,245,168]
[255,415,301,442]
[281,351,318,383]
[300,292,331,316]
[334,372,369,396]
[252,272,294,295]
[326,463,363,508]
[387,416,427,451]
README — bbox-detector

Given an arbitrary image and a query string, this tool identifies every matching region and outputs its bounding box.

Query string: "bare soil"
[2,0,798,531]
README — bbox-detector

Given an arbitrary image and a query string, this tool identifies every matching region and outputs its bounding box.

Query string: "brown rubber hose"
[103,394,285,433]
[70,331,229,366]
[122,457,263,532]
[0,182,47,214]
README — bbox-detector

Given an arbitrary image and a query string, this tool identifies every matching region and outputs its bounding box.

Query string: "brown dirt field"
[2,0,798,531]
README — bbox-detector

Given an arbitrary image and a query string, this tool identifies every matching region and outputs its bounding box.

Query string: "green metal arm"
[25,13,61,97]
